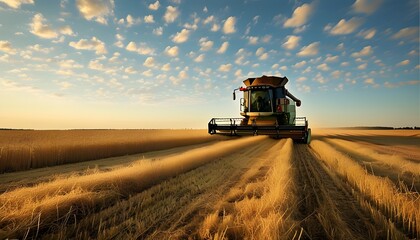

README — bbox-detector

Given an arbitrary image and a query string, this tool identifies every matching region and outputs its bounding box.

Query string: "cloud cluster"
[172,29,190,43]
[164,6,179,23]
[0,0,33,9]
[283,3,314,28]
[352,0,383,14]
[0,40,17,54]
[297,42,319,56]
[69,37,107,55]
[326,17,364,35]
[148,1,160,10]
[217,42,229,54]
[351,46,373,58]
[30,13,58,39]
[164,46,179,57]
[223,16,236,34]
[282,35,300,50]
[125,42,154,55]
[76,0,114,24]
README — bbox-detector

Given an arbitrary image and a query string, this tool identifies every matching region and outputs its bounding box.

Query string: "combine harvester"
[208,75,311,143]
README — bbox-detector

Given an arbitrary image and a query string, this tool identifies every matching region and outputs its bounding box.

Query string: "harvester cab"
[208,75,311,143]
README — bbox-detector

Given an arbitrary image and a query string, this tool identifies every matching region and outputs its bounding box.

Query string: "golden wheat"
[0,129,221,172]
[311,140,419,238]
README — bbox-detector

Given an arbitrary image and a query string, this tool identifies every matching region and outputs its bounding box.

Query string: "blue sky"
[0,0,419,129]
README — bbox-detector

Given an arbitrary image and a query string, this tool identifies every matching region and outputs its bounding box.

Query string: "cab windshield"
[250,90,272,112]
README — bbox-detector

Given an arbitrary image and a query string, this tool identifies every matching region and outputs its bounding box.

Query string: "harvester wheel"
[304,128,311,144]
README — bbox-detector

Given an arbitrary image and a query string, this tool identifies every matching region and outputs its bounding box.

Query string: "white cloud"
[294,60,306,68]
[178,70,188,79]
[126,14,141,27]
[211,23,220,32]
[30,13,58,39]
[234,69,243,78]
[364,78,375,84]
[358,63,367,70]
[247,36,258,45]
[172,29,190,43]
[408,50,418,56]
[148,0,160,10]
[115,33,124,41]
[317,63,330,71]
[352,0,383,14]
[109,52,120,62]
[255,47,264,57]
[0,0,33,8]
[161,63,170,71]
[144,15,154,23]
[199,38,213,51]
[396,59,410,66]
[331,70,341,79]
[351,46,373,58]
[297,76,307,82]
[255,47,268,60]
[153,27,163,36]
[0,40,17,54]
[327,17,364,35]
[297,42,319,57]
[59,25,75,36]
[76,0,114,24]
[223,16,236,34]
[28,44,52,54]
[325,55,339,62]
[69,37,107,55]
[143,57,155,68]
[164,6,179,23]
[282,35,300,50]
[164,46,179,57]
[283,3,314,28]
[357,28,376,39]
[194,54,205,62]
[0,54,10,62]
[219,63,232,72]
[142,69,153,77]
[217,41,229,54]
[88,59,105,71]
[392,27,419,41]
[203,15,214,25]
[125,41,154,55]
[261,35,272,43]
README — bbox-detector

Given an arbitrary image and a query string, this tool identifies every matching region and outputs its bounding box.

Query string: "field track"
[0,129,418,239]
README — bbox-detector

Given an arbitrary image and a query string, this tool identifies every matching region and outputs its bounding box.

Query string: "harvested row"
[311,140,419,238]
[325,138,420,175]
[50,137,281,239]
[293,144,374,239]
[324,138,420,192]
[0,136,263,239]
[197,139,294,239]
[0,129,224,173]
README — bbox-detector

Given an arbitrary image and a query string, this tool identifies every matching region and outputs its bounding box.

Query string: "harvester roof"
[243,75,288,88]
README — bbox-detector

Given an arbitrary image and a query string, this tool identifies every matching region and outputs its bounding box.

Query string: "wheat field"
[0,129,418,239]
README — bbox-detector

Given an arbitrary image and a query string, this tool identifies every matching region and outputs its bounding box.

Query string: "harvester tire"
[304,128,311,144]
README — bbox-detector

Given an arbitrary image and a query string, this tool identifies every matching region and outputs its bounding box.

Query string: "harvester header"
[208,75,311,143]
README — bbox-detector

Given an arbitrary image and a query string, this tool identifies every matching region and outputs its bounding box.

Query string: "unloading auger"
[208,75,311,143]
